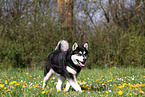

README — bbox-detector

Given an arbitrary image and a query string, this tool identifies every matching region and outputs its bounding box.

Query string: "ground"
[0,67,144,97]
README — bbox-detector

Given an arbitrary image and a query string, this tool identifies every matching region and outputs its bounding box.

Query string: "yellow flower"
[4,87,7,89]
[26,72,29,75]
[114,67,116,69]
[109,80,112,82]
[118,90,123,95]
[6,89,11,92]
[13,81,17,84]
[10,82,14,85]
[129,93,132,96]
[11,86,15,89]
[106,91,109,93]
[42,91,45,94]
[99,81,102,83]
[66,92,68,94]
[50,88,53,91]
[0,84,4,88]
[29,87,32,89]
[16,83,20,86]
[96,79,99,81]
[33,85,38,88]
[5,80,7,84]
[22,85,26,88]
[118,85,124,89]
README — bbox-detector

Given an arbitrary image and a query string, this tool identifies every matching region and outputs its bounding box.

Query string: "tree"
[58,0,74,29]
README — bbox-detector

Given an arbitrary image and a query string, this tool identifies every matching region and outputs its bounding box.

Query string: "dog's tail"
[55,40,69,51]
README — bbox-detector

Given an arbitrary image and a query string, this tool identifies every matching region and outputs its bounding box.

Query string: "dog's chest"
[66,66,77,75]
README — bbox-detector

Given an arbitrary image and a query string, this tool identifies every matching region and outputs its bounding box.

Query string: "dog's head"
[71,42,88,67]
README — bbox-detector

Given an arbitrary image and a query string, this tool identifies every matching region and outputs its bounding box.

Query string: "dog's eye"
[83,51,86,54]
[79,51,82,55]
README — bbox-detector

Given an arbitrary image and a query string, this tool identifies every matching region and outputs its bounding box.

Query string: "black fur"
[44,45,88,79]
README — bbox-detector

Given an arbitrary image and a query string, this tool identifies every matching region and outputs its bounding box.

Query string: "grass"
[0,67,144,97]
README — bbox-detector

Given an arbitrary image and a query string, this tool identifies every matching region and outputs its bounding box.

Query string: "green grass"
[0,67,144,97]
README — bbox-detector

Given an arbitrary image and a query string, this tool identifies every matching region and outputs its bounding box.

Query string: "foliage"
[0,0,145,68]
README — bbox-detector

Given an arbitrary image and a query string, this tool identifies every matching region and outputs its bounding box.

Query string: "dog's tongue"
[79,62,85,66]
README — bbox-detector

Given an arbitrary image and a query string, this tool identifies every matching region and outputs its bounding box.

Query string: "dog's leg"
[64,81,71,92]
[42,69,54,88]
[56,76,65,91]
[67,75,82,92]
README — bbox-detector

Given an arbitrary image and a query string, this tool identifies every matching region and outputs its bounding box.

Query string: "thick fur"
[42,40,88,92]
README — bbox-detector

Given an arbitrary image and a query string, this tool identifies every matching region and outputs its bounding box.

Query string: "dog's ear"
[84,42,88,50]
[72,42,78,51]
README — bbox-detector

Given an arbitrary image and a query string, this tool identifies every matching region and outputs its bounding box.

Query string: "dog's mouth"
[76,60,85,67]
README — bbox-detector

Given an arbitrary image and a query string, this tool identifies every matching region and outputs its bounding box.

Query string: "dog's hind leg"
[56,76,65,91]
[67,75,82,92]
[42,69,54,88]
[64,81,71,92]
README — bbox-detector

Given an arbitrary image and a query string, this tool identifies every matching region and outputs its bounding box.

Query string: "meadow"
[0,67,144,97]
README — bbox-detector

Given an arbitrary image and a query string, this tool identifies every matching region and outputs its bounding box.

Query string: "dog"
[42,40,88,92]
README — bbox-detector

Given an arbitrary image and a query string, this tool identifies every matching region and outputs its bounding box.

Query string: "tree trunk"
[58,0,74,29]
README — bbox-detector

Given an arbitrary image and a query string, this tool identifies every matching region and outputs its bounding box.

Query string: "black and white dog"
[42,40,88,92]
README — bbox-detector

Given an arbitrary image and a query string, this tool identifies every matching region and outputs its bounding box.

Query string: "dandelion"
[13,81,17,84]
[66,92,68,94]
[22,85,26,88]
[42,91,45,94]
[5,80,7,84]
[114,67,116,69]
[28,87,32,89]
[9,82,14,85]
[0,84,4,88]
[26,72,29,75]
[11,86,15,89]
[4,87,7,89]
[99,81,102,83]
[96,79,99,81]
[16,83,20,86]
[6,89,11,92]
[118,90,123,95]
[106,91,109,93]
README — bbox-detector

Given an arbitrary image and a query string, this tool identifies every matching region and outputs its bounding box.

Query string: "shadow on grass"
[81,85,107,91]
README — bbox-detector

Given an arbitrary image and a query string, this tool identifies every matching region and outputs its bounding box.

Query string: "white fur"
[42,69,54,88]
[66,66,77,75]
[56,76,65,91]
[84,43,88,50]
[64,81,71,92]
[71,54,84,65]
[55,40,69,51]
[67,75,82,92]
